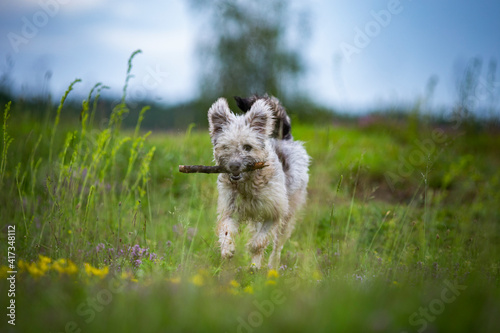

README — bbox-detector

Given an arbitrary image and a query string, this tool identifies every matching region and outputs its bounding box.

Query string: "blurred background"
[0,0,499,128]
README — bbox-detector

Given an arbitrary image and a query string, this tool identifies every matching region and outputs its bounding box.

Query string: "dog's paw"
[220,241,235,259]
[268,253,280,269]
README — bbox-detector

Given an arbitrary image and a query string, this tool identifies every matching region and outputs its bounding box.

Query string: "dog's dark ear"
[234,96,254,112]
[208,98,234,143]
[282,115,292,140]
[245,100,274,137]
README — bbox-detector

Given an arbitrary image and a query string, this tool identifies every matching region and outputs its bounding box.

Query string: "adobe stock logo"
[403,279,467,333]
[7,0,70,53]
[339,0,411,63]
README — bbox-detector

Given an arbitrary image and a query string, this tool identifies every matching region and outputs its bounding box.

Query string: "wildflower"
[187,227,198,241]
[267,269,279,279]
[312,270,322,281]
[265,280,277,286]
[38,255,52,273]
[39,255,51,263]
[190,274,204,286]
[18,260,27,273]
[84,263,109,279]
[17,256,52,278]
[22,261,44,278]
[243,286,254,294]
[52,259,77,275]
[172,224,183,236]
[229,280,240,288]
[121,271,134,280]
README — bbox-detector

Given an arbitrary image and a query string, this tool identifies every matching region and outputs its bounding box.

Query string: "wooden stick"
[179,162,268,174]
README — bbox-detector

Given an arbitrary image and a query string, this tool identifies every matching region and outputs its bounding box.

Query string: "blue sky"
[0,0,499,114]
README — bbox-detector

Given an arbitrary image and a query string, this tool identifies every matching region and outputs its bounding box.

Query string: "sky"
[0,0,499,114]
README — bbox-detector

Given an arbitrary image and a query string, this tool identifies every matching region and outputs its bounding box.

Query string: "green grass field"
[1,64,499,333]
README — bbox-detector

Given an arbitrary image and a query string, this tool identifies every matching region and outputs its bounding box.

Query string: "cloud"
[94,28,193,59]
[0,0,104,16]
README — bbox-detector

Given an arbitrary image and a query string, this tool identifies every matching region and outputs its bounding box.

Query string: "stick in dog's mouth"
[179,162,268,174]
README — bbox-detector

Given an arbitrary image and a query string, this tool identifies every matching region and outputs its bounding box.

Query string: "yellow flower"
[84,263,109,279]
[228,280,240,295]
[38,255,52,273]
[84,263,92,275]
[190,274,204,286]
[39,255,52,263]
[267,269,279,279]
[168,276,181,284]
[17,257,53,278]
[121,271,134,280]
[312,270,322,281]
[26,262,44,278]
[265,280,277,286]
[52,259,77,275]
[18,260,27,273]
[243,286,254,294]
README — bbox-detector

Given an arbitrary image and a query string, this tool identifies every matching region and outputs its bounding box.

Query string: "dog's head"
[208,98,274,182]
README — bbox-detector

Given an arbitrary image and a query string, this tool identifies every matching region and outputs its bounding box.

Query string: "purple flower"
[187,228,198,241]
[96,243,105,252]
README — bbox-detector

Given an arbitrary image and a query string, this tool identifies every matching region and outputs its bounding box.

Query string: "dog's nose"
[228,162,241,173]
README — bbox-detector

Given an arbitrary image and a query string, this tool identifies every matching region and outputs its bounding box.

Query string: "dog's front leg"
[216,184,238,259]
[217,213,238,259]
[248,220,274,269]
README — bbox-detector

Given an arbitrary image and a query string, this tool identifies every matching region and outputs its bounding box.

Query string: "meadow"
[1,55,499,333]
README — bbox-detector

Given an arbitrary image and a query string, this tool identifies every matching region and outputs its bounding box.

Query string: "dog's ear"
[234,96,255,112]
[245,100,274,137]
[208,98,234,143]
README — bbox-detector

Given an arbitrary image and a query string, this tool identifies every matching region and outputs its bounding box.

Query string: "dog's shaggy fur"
[208,96,310,268]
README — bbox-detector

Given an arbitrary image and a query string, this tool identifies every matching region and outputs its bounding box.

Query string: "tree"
[189,0,307,102]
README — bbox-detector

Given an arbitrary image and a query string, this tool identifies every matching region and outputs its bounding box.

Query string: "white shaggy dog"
[207,95,310,268]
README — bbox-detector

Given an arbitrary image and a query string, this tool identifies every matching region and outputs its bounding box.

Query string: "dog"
[207,95,310,269]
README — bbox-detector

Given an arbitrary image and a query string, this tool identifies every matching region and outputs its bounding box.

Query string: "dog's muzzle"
[228,161,243,182]
[230,173,242,182]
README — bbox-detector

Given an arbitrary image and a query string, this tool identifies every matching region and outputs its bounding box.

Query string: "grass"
[0,53,499,333]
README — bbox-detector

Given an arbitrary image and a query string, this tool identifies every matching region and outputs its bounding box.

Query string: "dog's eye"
[243,144,252,152]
